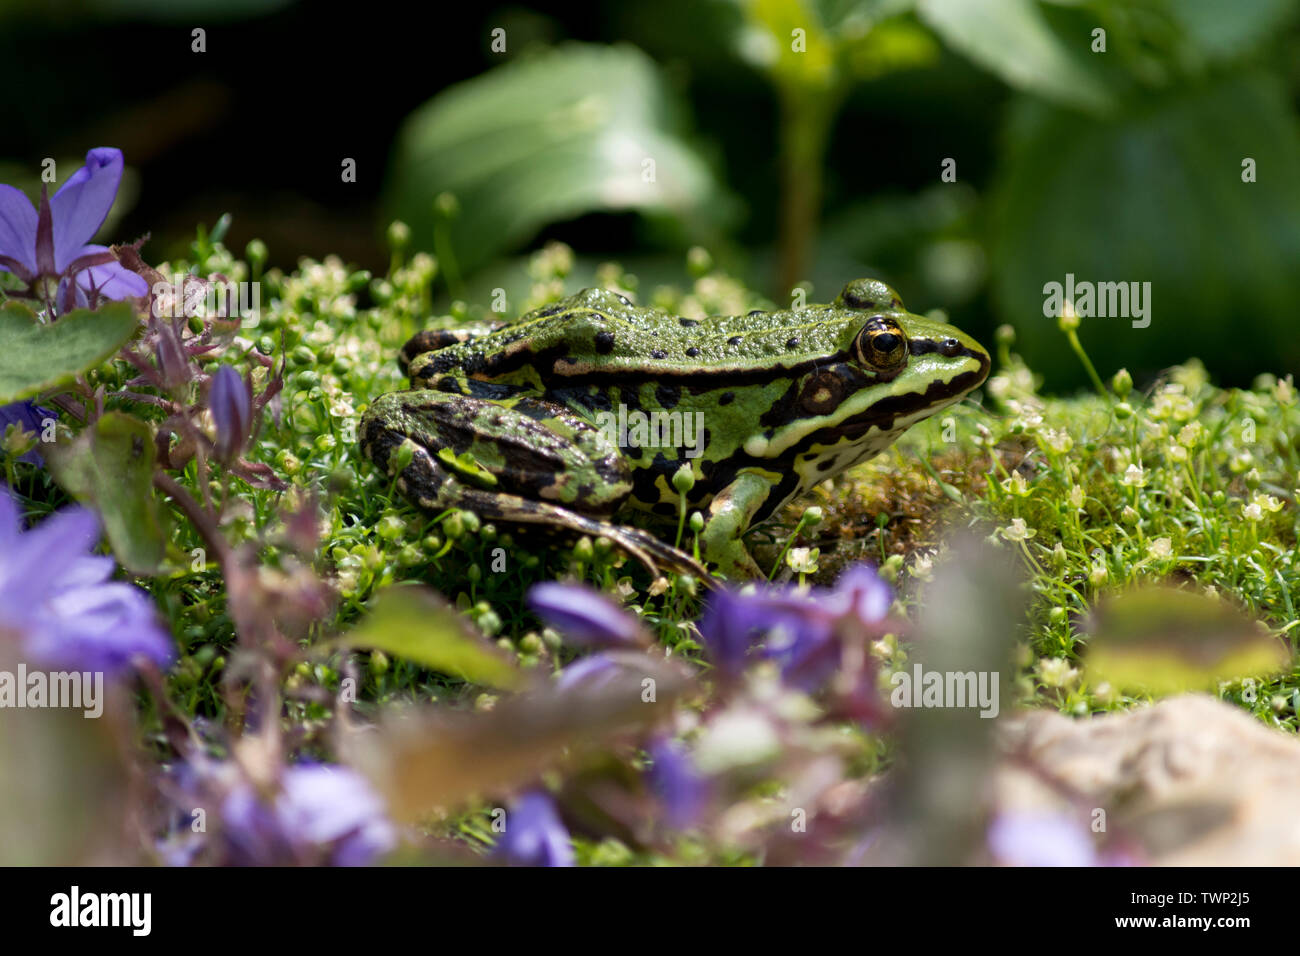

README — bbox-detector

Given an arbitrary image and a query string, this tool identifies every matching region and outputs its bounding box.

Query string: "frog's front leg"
[359,388,712,581]
[698,471,775,579]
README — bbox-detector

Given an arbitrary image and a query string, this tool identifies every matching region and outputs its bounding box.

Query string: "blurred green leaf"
[990,73,1300,386]
[918,0,1117,112]
[344,651,686,820]
[0,645,130,864]
[335,587,521,689]
[1165,0,1298,62]
[0,302,137,405]
[45,412,166,574]
[1084,586,1291,697]
[386,43,733,274]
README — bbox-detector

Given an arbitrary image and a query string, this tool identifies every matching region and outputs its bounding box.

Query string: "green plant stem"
[775,84,842,297]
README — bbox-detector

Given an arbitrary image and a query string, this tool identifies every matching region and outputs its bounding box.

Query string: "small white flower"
[1147,537,1172,560]
[1253,493,1284,514]
[1001,473,1031,497]
[1177,422,1205,448]
[1037,657,1079,688]
[999,518,1036,542]
[1122,463,1146,488]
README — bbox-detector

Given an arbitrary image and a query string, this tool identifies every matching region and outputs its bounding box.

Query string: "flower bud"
[210,365,252,462]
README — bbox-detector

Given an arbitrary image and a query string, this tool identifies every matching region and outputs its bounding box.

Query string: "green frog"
[359,278,989,581]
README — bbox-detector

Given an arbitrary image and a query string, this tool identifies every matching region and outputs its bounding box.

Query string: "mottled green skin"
[360,279,990,579]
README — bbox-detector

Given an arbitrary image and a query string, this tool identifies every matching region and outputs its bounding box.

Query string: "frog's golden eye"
[853,318,908,374]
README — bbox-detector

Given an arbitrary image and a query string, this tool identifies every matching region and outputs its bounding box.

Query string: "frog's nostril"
[939,337,962,357]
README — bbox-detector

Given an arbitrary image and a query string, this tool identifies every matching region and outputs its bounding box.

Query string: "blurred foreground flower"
[987,810,1137,867]
[163,760,396,866]
[699,563,892,697]
[0,147,148,313]
[987,811,1096,866]
[528,581,647,648]
[0,491,172,674]
[495,791,574,867]
[647,736,709,830]
[221,764,396,866]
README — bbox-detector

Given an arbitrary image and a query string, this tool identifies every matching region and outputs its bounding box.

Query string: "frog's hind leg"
[359,389,712,583]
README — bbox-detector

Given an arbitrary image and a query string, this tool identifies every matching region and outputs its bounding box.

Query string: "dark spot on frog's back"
[719,391,735,406]
[679,317,699,328]
[786,337,800,350]
[728,336,742,347]
[685,347,700,358]
[748,310,764,317]
[594,330,616,354]
[651,349,668,360]
[656,383,681,407]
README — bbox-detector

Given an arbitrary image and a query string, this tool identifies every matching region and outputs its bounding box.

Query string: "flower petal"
[70,244,148,300]
[987,811,1098,867]
[0,184,37,274]
[0,488,22,553]
[834,563,892,625]
[647,737,709,830]
[527,581,644,648]
[554,653,625,694]
[495,792,573,867]
[50,148,125,271]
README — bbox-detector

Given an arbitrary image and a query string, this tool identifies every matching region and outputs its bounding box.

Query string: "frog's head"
[751,279,989,472]
[831,276,989,397]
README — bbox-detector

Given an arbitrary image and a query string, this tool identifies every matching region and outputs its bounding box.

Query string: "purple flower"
[527,581,646,648]
[495,791,574,867]
[218,763,396,867]
[697,563,892,690]
[209,365,252,461]
[987,811,1098,867]
[647,737,709,830]
[0,490,173,675]
[0,147,148,313]
[0,400,55,465]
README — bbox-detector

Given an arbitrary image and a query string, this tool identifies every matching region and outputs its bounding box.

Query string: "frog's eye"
[854,319,908,374]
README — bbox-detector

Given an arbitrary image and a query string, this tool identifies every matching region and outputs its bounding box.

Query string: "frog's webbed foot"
[359,390,714,585]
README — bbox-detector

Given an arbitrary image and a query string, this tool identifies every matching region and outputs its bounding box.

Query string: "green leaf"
[989,73,1300,387]
[1166,0,1298,62]
[334,587,521,689]
[918,0,1116,112]
[1084,586,1291,697]
[0,302,138,405]
[385,43,733,273]
[44,412,166,574]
